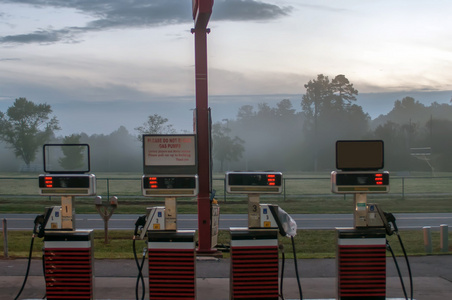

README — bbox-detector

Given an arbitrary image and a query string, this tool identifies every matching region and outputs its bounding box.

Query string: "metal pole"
[440,224,449,252]
[423,226,433,254]
[194,26,213,254]
[2,219,8,258]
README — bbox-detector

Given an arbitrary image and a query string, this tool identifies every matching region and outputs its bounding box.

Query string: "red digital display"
[44,176,53,188]
[38,174,96,196]
[226,172,283,194]
[143,176,197,189]
[141,175,199,197]
[267,174,276,186]
[148,177,158,189]
[375,173,383,185]
[334,172,389,186]
[331,171,389,194]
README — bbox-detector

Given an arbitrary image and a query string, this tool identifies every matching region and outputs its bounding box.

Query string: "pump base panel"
[148,230,196,299]
[230,227,279,300]
[336,227,386,300]
[43,230,94,300]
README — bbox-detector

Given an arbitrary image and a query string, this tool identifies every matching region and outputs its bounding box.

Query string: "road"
[1,212,451,231]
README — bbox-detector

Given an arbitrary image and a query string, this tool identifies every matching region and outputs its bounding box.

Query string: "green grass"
[1,229,450,259]
[2,194,452,214]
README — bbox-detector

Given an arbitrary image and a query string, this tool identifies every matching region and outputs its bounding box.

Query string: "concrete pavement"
[1,256,451,300]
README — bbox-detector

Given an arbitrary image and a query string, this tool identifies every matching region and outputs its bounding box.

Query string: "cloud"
[212,0,293,21]
[0,57,20,61]
[0,28,79,44]
[0,0,292,45]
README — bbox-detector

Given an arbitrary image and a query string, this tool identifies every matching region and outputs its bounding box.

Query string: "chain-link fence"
[0,175,450,201]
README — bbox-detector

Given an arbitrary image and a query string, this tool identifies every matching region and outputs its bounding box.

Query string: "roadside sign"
[143,134,197,175]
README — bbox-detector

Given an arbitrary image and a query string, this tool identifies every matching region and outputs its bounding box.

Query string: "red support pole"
[193,27,213,254]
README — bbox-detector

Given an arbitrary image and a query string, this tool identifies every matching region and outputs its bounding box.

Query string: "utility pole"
[192,0,215,254]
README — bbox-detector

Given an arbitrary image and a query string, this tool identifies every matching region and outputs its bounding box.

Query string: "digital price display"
[331,171,389,194]
[39,174,96,196]
[226,172,283,194]
[142,175,198,197]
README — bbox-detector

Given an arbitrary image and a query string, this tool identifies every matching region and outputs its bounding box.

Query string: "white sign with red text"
[144,135,196,166]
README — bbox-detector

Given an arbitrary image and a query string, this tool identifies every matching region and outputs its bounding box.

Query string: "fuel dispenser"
[226,171,287,300]
[332,140,412,300]
[38,144,96,300]
[134,134,200,299]
[134,174,199,300]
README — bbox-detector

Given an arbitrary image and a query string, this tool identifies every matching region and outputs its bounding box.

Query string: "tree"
[135,114,176,141]
[275,99,296,118]
[59,134,85,171]
[301,74,367,171]
[236,105,255,120]
[0,98,60,168]
[212,122,245,172]
[331,74,358,109]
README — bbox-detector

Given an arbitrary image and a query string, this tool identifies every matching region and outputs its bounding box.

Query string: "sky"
[0,0,451,136]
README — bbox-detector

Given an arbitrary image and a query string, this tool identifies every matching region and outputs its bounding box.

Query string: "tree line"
[212,74,452,173]
[1,74,451,173]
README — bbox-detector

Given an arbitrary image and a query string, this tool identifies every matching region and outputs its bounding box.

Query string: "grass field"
[1,229,450,259]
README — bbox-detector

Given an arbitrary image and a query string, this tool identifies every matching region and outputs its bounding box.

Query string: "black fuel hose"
[397,233,413,300]
[387,240,408,300]
[291,236,303,300]
[14,234,35,300]
[133,237,146,300]
[279,244,285,300]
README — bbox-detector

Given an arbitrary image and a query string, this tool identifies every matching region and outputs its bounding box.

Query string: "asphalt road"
[1,212,451,231]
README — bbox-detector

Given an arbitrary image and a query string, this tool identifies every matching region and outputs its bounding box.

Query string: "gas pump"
[226,171,290,300]
[133,175,198,300]
[332,140,412,300]
[135,134,200,300]
[38,144,96,300]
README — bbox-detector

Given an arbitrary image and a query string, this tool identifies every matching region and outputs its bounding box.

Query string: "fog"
[1,93,452,174]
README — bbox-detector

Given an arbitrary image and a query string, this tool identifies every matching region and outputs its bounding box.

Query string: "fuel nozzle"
[134,215,147,237]
[374,205,398,236]
[33,214,45,238]
[384,211,399,234]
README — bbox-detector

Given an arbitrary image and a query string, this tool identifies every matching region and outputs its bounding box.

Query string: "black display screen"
[227,173,282,187]
[336,140,384,171]
[336,173,389,186]
[143,176,197,189]
[39,175,91,188]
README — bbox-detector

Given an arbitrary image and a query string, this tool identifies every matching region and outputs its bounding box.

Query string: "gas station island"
[7,1,422,299]
[9,138,421,300]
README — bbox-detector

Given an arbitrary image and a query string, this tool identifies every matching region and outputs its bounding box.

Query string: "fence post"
[283,178,286,201]
[2,218,8,258]
[223,178,226,203]
[107,178,110,199]
[440,224,449,252]
[402,177,405,199]
[423,226,433,254]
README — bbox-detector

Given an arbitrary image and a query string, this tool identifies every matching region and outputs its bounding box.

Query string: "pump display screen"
[336,140,384,171]
[43,144,90,174]
[142,175,198,197]
[226,172,283,194]
[331,171,389,193]
[39,174,96,196]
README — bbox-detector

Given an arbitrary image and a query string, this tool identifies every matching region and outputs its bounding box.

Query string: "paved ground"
[2,255,451,300]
